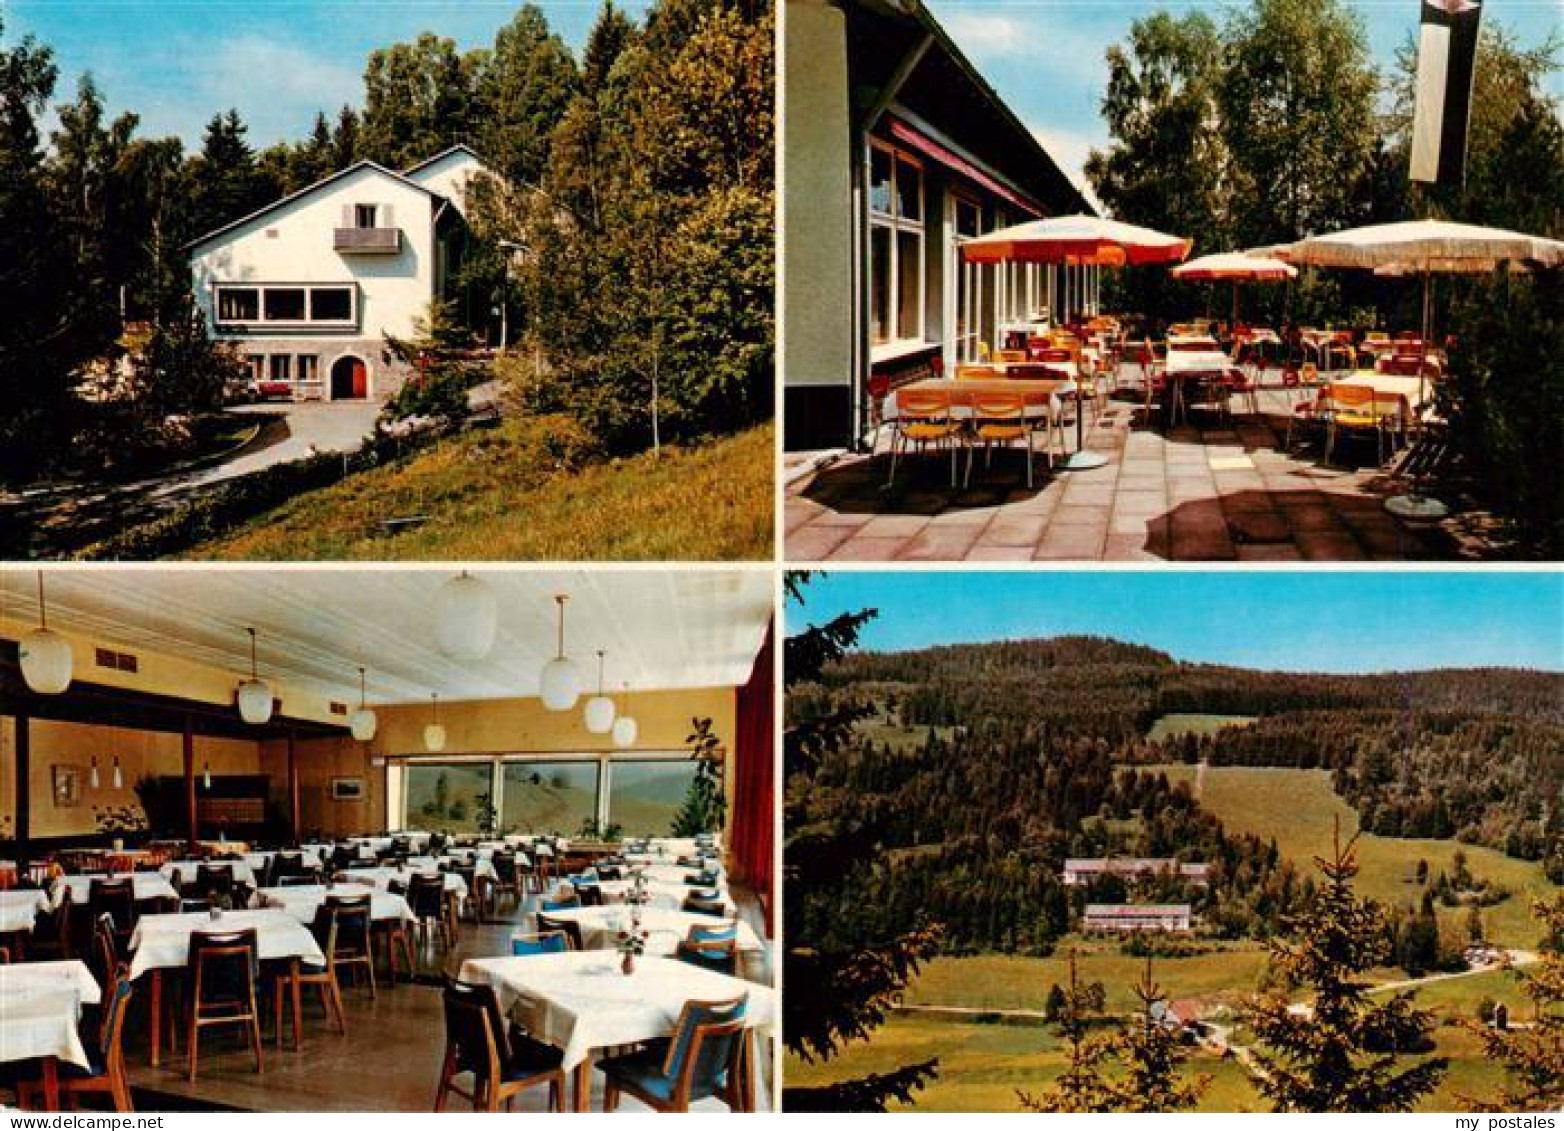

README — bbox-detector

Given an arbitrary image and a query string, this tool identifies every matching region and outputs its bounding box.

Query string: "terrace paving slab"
[785,371,1464,562]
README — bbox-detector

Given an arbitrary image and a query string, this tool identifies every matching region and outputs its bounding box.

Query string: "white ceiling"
[0,567,774,706]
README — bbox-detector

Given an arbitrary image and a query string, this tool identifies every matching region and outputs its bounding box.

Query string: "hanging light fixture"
[611,682,638,748]
[424,693,447,752]
[90,756,101,789]
[350,666,378,742]
[203,762,212,790]
[539,594,580,711]
[111,755,123,790]
[235,627,273,725]
[19,571,72,695]
[434,571,497,660]
[583,650,616,734]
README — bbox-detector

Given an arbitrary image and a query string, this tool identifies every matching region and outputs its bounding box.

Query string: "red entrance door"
[350,358,367,398]
[331,356,368,399]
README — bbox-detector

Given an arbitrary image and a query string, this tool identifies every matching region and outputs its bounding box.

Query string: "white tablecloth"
[160,860,256,886]
[595,879,733,914]
[253,884,415,925]
[535,907,763,956]
[406,856,499,882]
[336,866,468,900]
[127,909,324,980]
[1330,371,1430,424]
[0,889,51,934]
[1164,348,1233,376]
[457,952,776,1071]
[52,873,180,908]
[241,850,323,873]
[0,961,101,1070]
[627,864,724,886]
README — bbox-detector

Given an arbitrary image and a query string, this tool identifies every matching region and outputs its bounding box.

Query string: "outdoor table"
[889,376,1071,420]
[253,883,415,925]
[0,960,101,1110]
[1160,348,1236,425]
[160,859,257,887]
[127,908,324,1066]
[595,878,733,913]
[534,906,763,957]
[1328,372,1431,427]
[51,872,180,908]
[457,951,776,1111]
[0,888,51,934]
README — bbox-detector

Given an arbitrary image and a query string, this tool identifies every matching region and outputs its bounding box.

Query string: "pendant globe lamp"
[539,594,580,711]
[583,650,616,734]
[611,682,638,749]
[350,666,378,741]
[236,627,274,725]
[19,571,72,695]
[424,693,447,752]
[434,571,497,660]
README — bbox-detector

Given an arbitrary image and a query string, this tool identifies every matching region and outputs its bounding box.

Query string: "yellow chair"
[1323,383,1388,466]
[886,387,961,488]
[963,390,1037,489]
[995,349,1028,363]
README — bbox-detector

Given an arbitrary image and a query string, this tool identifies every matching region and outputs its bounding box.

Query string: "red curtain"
[729,619,775,933]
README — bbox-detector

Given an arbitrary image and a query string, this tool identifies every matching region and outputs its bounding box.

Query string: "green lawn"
[187,420,773,560]
[1145,714,1258,741]
[1156,764,1555,949]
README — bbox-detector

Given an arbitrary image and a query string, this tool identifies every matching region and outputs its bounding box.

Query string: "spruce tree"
[1248,823,1448,1112]
[1101,958,1210,1112]
[1468,893,1564,1109]
[1018,951,1114,1112]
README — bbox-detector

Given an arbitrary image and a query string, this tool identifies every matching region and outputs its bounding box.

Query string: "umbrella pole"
[1386,267,1448,522]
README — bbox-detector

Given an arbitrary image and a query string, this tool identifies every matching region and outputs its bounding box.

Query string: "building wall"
[404,151,486,217]
[189,165,438,400]
[781,0,855,450]
[11,718,260,839]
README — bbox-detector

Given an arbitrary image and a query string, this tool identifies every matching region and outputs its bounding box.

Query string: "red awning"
[886,118,1042,219]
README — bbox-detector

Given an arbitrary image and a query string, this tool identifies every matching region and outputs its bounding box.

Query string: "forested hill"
[794,636,1562,879]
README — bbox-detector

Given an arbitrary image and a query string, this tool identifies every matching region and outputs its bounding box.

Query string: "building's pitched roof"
[401,143,486,178]
[1083,904,1192,918]
[184,159,443,252]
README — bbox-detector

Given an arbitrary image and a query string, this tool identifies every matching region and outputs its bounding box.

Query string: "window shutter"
[382,202,394,229]
[341,203,352,228]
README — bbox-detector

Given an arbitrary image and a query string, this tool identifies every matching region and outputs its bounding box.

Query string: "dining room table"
[252,883,415,925]
[336,864,470,901]
[51,871,180,908]
[594,878,734,914]
[241,849,324,874]
[127,908,326,1066]
[532,906,764,957]
[159,858,257,888]
[0,887,52,935]
[0,960,102,1110]
[624,863,724,886]
[457,951,777,1111]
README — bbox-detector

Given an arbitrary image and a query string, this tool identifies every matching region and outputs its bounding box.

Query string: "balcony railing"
[333,227,401,253]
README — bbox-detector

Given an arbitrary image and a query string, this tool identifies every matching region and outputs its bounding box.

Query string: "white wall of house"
[404,149,487,218]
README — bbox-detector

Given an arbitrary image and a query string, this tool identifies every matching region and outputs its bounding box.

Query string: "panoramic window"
[216,287,259,322]
[868,141,924,346]
[263,288,307,321]
[607,759,701,838]
[402,761,493,834]
[500,761,599,837]
[309,287,353,322]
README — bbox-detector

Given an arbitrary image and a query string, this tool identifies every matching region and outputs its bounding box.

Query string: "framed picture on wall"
[330,777,366,802]
[52,765,84,808]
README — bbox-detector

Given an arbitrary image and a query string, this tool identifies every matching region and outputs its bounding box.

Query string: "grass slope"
[1145,713,1258,741]
[187,420,773,560]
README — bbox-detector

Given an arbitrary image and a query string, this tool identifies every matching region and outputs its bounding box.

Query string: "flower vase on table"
[616,906,648,975]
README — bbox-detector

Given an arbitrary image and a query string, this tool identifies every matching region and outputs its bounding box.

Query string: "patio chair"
[1323,384,1390,466]
[885,387,960,489]
[185,927,263,1081]
[598,994,750,1113]
[963,390,1038,489]
[270,906,348,1047]
[1285,387,1328,453]
[510,931,570,956]
[1224,367,1260,418]
[995,349,1028,363]
[433,977,565,1113]
[16,964,136,1112]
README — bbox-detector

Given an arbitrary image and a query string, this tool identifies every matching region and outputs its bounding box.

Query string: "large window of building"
[402,761,493,834]
[608,759,701,837]
[501,761,600,837]
[213,284,357,328]
[868,142,924,347]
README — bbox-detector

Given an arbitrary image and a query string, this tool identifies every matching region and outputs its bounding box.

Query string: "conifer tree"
[1468,893,1564,1110]
[1018,951,1114,1112]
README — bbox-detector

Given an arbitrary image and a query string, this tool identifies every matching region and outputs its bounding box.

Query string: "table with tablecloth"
[159,859,257,888]
[252,883,414,925]
[0,888,52,934]
[51,872,179,909]
[336,865,469,901]
[127,908,325,1066]
[0,960,102,1109]
[886,377,1073,424]
[1158,348,1238,425]
[533,906,763,957]
[406,855,500,882]
[595,879,733,914]
[240,849,324,874]
[1326,372,1433,428]
[457,951,776,1110]
[622,863,723,886]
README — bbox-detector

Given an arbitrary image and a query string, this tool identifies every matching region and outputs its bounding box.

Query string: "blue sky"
[6,0,651,150]
[928,0,1563,196]
[788,571,1564,673]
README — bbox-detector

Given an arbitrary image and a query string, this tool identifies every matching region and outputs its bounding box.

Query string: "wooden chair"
[407,874,454,952]
[29,887,71,960]
[433,978,565,1113]
[195,864,236,906]
[88,878,136,952]
[271,906,347,1048]
[17,964,136,1112]
[681,894,728,918]
[963,390,1037,489]
[185,927,263,1081]
[885,387,960,489]
[538,888,581,913]
[489,853,526,912]
[324,892,376,997]
[510,931,570,956]
[674,936,739,976]
[598,995,750,1113]
[534,913,584,952]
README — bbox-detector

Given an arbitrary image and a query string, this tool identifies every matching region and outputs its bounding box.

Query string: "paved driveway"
[171,401,380,491]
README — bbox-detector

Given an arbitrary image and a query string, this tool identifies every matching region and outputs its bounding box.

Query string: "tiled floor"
[786,377,1449,562]
[119,889,774,1113]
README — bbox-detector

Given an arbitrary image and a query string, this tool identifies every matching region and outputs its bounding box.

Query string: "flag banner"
[1410,0,1483,185]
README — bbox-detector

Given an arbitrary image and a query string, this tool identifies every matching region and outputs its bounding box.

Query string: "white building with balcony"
[187,145,490,402]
